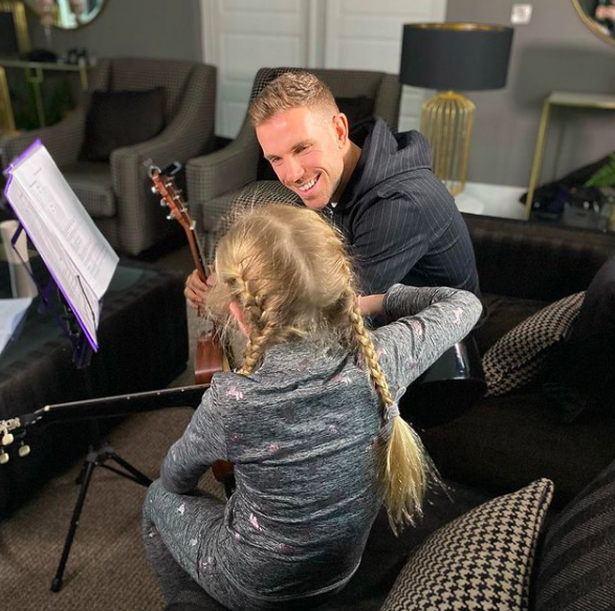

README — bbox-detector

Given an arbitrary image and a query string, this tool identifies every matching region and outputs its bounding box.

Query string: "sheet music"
[3,141,119,350]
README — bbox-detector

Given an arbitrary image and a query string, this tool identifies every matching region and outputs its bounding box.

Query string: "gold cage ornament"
[421,90,475,196]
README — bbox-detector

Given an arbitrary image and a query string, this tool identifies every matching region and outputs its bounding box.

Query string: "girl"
[143,203,482,611]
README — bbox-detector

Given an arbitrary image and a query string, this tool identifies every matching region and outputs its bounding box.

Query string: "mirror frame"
[24,0,109,30]
[571,0,615,48]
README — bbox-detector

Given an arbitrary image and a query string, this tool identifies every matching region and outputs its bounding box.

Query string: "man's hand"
[184,268,216,310]
[357,294,385,317]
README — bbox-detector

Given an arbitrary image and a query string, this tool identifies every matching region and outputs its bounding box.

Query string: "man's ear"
[332,112,350,148]
[229,301,250,336]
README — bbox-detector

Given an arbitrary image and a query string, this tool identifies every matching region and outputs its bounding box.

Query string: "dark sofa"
[420,213,615,509]
[163,214,615,611]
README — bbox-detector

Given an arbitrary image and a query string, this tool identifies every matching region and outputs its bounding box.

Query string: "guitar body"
[195,331,235,488]
[400,336,486,429]
[194,331,225,386]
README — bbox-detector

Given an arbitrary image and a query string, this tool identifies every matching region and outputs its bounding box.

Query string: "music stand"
[8,222,153,592]
[3,139,154,593]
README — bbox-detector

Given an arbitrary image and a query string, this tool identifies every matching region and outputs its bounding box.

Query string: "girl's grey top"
[161,284,482,601]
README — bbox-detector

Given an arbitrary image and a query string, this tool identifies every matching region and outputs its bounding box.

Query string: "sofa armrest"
[464,214,615,301]
[0,107,85,169]
[186,125,261,203]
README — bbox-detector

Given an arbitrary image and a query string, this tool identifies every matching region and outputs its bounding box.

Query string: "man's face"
[256,106,347,210]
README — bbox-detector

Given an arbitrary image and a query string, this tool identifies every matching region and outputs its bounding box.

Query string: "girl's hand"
[184,268,217,310]
[357,294,385,317]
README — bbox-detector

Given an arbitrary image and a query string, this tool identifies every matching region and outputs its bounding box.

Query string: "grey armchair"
[0,58,216,256]
[186,67,401,258]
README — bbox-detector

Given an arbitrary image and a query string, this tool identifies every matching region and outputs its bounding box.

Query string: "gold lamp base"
[420,90,475,196]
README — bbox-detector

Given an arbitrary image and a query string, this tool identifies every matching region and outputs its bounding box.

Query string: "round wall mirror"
[572,0,615,47]
[24,0,108,30]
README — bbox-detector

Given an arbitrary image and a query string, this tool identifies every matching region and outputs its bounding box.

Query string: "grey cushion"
[482,292,585,396]
[381,479,553,611]
[534,459,615,611]
[63,160,116,218]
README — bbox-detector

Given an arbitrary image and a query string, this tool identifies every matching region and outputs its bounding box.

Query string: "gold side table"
[0,58,89,129]
[526,91,615,228]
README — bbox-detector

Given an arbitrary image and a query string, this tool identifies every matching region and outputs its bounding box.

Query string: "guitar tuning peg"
[160,199,168,208]
[18,443,30,458]
[1,432,14,446]
[151,186,158,194]
[0,450,8,465]
[166,213,175,221]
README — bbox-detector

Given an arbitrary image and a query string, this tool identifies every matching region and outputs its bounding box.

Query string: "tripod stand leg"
[51,457,96,593]
[109,451,152,487]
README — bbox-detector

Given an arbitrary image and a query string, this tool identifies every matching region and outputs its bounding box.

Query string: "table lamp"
[400,23,513,195]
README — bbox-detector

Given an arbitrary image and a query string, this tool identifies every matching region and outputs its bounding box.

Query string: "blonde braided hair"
[206,203,430,532]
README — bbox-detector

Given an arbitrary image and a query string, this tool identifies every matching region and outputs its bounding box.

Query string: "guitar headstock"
[149,162,207,281]
[0,417,30,464]
[149,163,195,233]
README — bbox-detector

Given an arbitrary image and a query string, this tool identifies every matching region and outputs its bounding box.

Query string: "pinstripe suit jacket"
[331,118,479,297]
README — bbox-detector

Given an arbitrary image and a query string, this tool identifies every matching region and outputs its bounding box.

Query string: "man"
[185,70,479,305]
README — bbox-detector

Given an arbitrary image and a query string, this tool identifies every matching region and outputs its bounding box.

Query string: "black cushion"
[543,255,615,422]
[80,87,166,162]
[337,95,374,125]
[534,457,615,611]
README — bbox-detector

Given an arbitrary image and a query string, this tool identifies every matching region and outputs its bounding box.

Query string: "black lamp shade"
[400,23,514,91]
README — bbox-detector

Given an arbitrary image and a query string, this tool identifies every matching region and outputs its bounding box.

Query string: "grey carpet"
[0,242,225,611]
[0,374,226,611]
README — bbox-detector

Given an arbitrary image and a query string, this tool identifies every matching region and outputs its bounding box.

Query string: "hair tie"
[386,402,400,420]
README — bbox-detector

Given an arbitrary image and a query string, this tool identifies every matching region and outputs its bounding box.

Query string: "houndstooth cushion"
[482,292,585,397]
[381,479,554,611]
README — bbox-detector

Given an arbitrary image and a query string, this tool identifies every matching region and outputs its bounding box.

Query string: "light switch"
[511,4,533,24]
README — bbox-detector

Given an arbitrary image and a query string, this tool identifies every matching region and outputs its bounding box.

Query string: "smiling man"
[185,71,479,304]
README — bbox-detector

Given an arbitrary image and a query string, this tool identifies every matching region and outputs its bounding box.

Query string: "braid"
[342,278,428,534]
[240,324,276,375]
[347,301,395,408]
[226,266,272,375]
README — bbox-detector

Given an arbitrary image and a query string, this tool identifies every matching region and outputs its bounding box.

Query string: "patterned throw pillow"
[482,292,585,396]
[533,459,615,611]
[381,479,553,611]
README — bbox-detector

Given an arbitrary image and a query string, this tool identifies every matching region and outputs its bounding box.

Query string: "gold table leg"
[526,98,552,220]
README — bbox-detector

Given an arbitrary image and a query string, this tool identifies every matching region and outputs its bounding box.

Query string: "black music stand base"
[50,422,152,593]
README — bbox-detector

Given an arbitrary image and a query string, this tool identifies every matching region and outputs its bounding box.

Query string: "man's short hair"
[248,71,339,127]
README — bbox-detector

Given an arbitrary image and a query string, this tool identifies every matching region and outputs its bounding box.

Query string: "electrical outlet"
[511,4,533,24]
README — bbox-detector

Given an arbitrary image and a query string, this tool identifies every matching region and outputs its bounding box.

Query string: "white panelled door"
[322,0,447,131]
[201,0,447,137]
[200,0,318,139]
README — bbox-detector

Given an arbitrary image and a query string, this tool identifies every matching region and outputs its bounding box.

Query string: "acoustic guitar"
[149,163,228,384]
[149,163,234,487]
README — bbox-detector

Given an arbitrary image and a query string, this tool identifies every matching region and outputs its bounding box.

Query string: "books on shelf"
[3,140,119,351]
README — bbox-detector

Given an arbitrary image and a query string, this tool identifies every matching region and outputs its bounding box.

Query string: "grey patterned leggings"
[142,480,341,611]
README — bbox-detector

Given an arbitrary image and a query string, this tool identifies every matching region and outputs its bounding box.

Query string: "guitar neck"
[184,224,208,281]
[21,384,208,432]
